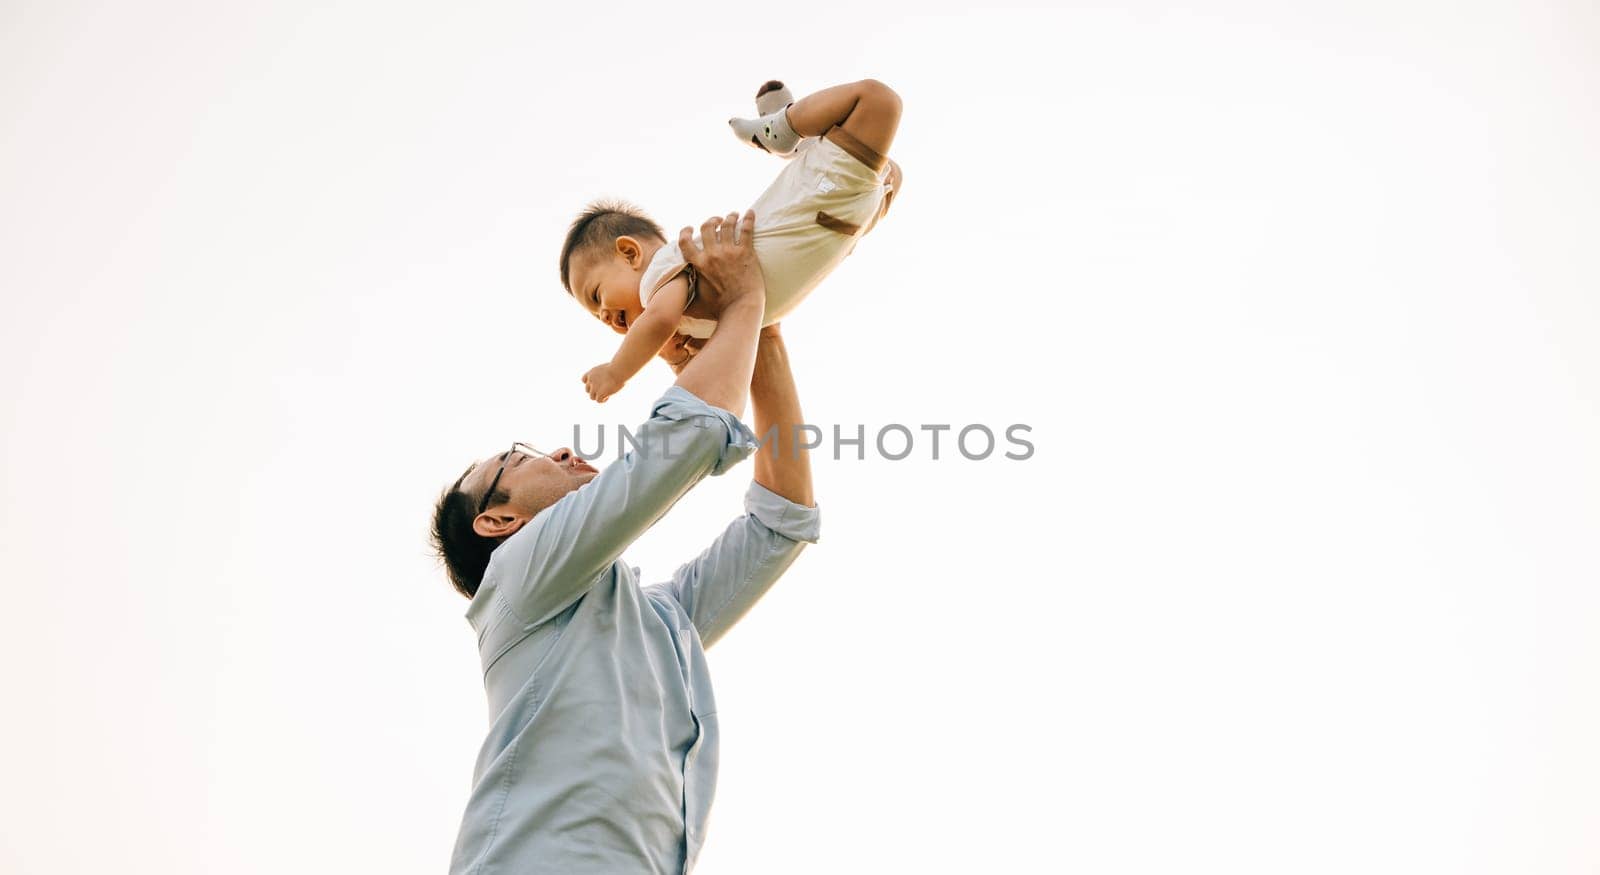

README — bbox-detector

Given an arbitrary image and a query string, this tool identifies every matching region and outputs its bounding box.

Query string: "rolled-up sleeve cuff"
[744,480,821,543]
[650,386,758,476]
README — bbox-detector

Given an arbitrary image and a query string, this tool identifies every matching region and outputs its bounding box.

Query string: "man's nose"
[550,448,573,463]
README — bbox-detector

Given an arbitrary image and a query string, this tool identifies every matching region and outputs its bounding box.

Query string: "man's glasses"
[477,442,550,515]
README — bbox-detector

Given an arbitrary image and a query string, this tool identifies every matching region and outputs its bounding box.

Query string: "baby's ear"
[615,235,643,267]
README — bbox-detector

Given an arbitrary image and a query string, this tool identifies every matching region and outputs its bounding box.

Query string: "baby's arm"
[581,277,690,402]
[611,277,688,377]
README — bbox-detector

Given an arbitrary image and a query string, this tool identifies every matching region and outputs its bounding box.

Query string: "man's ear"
[472,509,529,540]
[615,235,643,268]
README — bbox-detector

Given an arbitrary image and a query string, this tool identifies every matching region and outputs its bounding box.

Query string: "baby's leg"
[731,79,902,161]
[785,80,902,161]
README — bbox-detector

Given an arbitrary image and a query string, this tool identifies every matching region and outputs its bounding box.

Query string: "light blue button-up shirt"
[449,387,821,875]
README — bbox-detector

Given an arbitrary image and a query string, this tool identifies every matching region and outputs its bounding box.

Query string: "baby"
[560,78,903,402]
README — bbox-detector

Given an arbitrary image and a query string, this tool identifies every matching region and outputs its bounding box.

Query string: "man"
[430,210,818,874]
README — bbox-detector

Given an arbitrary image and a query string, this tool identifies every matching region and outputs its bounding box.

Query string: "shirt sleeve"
[648,480,821,649]
[484,386,759,628]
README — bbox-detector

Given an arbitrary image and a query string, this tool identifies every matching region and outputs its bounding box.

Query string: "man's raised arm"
[749,324,814,508]
[650,323,820,648]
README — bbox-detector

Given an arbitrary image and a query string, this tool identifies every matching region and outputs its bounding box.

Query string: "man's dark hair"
[430,466,508,599]
[558,200,667,293]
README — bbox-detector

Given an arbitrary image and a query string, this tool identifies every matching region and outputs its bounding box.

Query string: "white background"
[2,0,1597,872]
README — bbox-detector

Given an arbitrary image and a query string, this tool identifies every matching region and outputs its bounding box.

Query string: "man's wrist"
[723,291,764,316]
[716,294,765,331]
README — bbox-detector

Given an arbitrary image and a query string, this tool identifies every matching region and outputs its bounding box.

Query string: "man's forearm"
[750,329,814,507]
[674,296,762,414]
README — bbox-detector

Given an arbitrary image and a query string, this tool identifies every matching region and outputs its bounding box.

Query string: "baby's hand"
[582,363,625,403]
[659,332,706,375]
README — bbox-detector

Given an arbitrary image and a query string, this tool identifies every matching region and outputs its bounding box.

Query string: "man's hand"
[582,363,625,403]
[679,210,765,318]
[670,210,765,414]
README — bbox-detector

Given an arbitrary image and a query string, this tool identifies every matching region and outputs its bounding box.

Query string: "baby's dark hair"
[558,200,667,293]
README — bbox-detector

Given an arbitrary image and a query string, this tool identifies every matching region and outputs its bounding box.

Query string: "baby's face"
[570,238,647,335]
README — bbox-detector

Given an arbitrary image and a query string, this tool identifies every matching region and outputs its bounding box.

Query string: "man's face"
[464,446,598,537]
[569,237,647,335]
